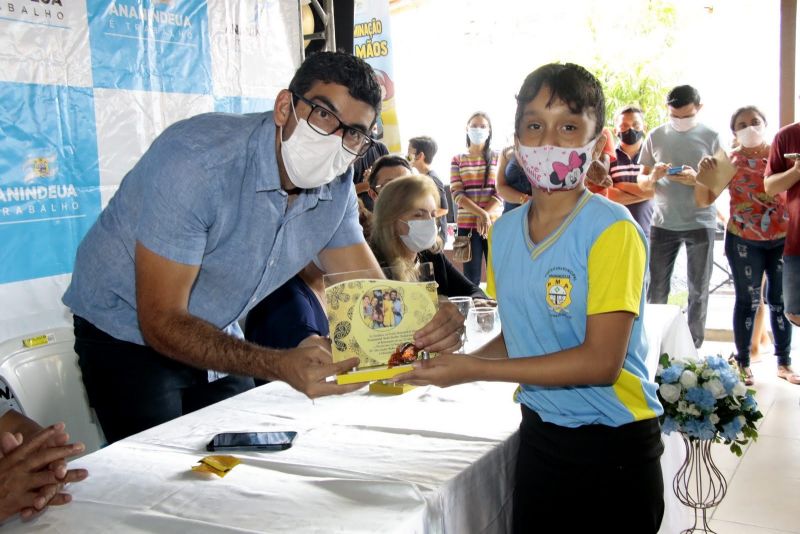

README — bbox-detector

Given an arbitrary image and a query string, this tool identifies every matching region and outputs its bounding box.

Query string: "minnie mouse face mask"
[515,137,599,192]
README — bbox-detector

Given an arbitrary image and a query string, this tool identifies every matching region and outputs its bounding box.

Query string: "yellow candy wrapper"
[191,455,241,478]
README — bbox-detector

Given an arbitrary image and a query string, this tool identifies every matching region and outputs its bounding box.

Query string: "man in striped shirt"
[607,106,654,238]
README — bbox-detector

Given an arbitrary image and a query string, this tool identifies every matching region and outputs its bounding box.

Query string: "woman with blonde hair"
[370,175,486,299]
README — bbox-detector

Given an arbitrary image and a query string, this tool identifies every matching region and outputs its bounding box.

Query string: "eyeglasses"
[292,92,374,156]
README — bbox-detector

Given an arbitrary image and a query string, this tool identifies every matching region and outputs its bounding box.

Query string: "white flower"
[673,355,699,366]
[703,378,727,399]
[732,382,747,397]
[680,370,698,388]
[738,415,746,427]
[659,383,681,404]
[710,413,720,425]
[677,400,701,416]
[656,365,664,377]
[701,368,716,380]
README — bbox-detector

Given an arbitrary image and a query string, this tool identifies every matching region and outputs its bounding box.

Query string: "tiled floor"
[686,335,800,533]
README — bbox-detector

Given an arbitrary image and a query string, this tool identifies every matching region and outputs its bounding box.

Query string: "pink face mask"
[515,137,598,192]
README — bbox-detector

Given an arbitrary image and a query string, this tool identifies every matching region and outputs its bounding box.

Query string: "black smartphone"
[206,431,297,452]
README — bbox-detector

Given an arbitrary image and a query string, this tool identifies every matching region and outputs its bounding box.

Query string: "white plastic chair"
[0,327,105,453]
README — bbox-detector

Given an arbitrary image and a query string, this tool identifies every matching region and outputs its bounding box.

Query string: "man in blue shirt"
[63,52,464,443]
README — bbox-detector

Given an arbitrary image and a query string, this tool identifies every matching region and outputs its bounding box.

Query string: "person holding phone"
[764,115,800,385]
[396,63,664,533]
[637,85,721,348]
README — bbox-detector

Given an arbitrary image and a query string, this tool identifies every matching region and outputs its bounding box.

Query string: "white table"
[12,381,521,533]
[11,304,696,533]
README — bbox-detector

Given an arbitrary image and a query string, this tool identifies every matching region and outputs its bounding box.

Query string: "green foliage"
[594,62,669,132]
[582,0,679,138]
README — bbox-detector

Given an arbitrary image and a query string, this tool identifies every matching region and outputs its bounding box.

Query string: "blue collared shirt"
[63,112,364,345]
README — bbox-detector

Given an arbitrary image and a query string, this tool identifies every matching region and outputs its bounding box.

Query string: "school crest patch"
[546,276,572,313]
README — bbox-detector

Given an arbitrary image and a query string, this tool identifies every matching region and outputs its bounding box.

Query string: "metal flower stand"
[673,434,728,533]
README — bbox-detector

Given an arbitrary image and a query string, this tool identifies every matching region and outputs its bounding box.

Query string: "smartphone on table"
[206,431,297,452]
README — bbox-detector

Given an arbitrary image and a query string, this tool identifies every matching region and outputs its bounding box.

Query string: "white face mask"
[515,137,597,192]
[467,127,490,145]
[669,115,698,132]
[280,102,356,189]
[399,218,437,253]
[735,125,765,148]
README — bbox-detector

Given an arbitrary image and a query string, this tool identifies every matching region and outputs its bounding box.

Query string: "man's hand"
[651,162,669,183]
[277,336,364,398]
[391,353,480,388]
[585,160,613,188]
[0,424,87,523]
[413,301,465,353]
[668,165,697,185]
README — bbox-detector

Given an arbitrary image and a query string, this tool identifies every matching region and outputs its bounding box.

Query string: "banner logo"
[0,0,69,28]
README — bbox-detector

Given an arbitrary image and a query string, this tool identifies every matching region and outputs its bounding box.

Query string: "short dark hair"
[368,155,412,188]
[729,105,767,132]
[288,51,382,121]
[617,105,643,118]
[666,85,701,108]
[408,136,438,164]
[514,63,605,137]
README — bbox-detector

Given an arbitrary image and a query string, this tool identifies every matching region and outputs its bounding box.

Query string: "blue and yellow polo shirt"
[487,190,663,428]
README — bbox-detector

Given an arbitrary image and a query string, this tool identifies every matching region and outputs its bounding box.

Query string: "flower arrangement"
[655,353,762,456]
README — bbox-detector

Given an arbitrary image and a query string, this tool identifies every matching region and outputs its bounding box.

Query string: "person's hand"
[698,156,718,173]
[278,337,365,398]
[391,353,480,388]
[1,424,88,521]
[413,301,465,353]
[472,298,497,308]
[0,424,87,523]
[476,209,491,237]
[669,165,697,185]
[651,162,670,182]
[585,160,612,188]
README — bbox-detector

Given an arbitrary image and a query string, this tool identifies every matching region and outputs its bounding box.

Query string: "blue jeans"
[725,232,791,367]
[74,316,255,444]
[457,227,488,286]
[784,255,800,317]
[647,227,714,348]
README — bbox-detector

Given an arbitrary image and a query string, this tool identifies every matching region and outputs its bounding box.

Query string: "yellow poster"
[326,277,438,383]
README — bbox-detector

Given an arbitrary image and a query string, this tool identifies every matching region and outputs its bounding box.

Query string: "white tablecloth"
[643,303,698,534]
[12,381,521,533]
[10,304,696,533]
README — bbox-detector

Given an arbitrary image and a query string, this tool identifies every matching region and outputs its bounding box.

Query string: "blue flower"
[685,387,716,412]
[683,417,716,440]
[719,367,740,393]
[661,416,679,435]
[742,394,757,412]
[705,355,729,372]
[722,417,744,441]
[660,364,685,383]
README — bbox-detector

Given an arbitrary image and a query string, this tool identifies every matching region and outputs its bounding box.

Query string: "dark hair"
[368,155,412,188]
[288,51,382,120]
[514,63,605,137]
[409,136,438,164]
[617,105,643,118]
[729,105,767,132]
[666,85,701,108]
[466,111,493,186]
